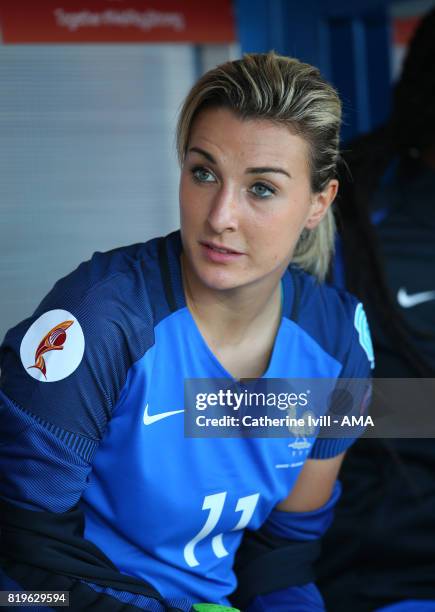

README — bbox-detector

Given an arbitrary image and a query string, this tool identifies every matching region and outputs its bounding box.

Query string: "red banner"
[0,0,236,44]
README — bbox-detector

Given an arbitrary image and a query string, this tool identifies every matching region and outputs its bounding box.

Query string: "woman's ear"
[305,179,339,229]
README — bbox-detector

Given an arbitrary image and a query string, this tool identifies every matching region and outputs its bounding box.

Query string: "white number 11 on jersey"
[184,492,260,567]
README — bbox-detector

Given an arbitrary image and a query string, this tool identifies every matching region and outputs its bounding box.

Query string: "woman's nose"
[207,186,239,234]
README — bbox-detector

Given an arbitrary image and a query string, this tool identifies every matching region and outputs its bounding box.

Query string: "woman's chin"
[198,274,241,293]
[191,265,248,293]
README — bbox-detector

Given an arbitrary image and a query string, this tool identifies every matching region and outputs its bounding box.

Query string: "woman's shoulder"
[43,236,163,307]
[1,235,166,389]
[288,265,374,373]
[0,236,167,435]
[290,264,360,319]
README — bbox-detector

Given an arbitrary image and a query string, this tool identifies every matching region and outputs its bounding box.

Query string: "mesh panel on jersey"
[0,390,94,512]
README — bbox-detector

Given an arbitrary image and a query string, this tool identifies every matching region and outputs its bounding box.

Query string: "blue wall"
[234,0,392,143]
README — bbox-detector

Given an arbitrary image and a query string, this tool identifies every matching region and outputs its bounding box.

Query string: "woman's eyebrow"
[188,147,291,179]
[245,166,291,178]
[188,146,216,164]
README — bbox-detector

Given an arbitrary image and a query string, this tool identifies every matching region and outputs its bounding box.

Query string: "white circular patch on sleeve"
[20,309,85,382]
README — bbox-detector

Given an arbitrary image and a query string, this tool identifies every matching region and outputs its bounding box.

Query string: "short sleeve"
[309,300,374,459]
[0,251,154,512]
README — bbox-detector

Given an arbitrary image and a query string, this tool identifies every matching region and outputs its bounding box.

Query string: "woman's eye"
[250,182,276,198]
[192,167,216,183]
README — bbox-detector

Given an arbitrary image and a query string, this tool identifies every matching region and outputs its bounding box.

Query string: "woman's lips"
[200,241,244,263]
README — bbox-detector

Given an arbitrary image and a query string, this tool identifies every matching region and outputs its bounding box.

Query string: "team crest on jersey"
[20,309,85,382]
[288,438,312,451]
[354,303,375,369]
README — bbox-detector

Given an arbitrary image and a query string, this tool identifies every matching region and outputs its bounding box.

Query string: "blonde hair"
[176,51,341,281]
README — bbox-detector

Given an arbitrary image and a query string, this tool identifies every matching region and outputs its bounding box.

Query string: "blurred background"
[0,0,434,341]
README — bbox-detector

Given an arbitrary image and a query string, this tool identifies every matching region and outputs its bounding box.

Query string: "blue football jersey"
[0,231,373,605]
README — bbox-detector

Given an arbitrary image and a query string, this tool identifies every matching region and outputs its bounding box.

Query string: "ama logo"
[20,309,85,382]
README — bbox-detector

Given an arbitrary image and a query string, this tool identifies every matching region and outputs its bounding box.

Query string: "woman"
[0,52,372,611]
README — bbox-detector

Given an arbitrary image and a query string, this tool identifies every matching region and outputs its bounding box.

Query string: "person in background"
[318,8,435,612]
[0,52,372,611]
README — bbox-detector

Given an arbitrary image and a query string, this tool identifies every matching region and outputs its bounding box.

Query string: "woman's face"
[179,107,337,294]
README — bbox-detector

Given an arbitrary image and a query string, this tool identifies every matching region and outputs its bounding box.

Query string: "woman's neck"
[181,255,282,350]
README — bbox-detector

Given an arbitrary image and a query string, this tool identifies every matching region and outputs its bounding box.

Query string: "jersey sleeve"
[309,299,374,459]
[0,251,154,512]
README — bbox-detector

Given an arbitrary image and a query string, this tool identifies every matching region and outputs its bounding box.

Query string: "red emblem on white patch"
[20,309,85,382]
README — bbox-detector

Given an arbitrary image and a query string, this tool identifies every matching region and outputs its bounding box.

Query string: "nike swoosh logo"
[143,404,184,426]
[397,287,435,308]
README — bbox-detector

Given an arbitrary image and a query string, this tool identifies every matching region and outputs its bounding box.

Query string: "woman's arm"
[0,248,195,612]
[233,456,345,612]
[275,453,345,513]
